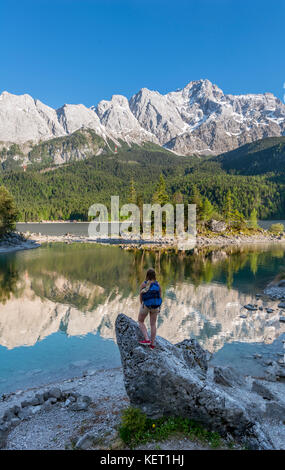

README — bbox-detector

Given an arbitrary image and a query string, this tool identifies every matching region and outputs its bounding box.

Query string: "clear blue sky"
[1,0,284,108]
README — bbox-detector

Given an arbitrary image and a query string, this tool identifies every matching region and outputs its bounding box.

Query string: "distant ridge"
[213,136,285,174]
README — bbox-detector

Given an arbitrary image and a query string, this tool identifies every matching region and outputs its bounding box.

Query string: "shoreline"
[0,233,40,255]
[0,231,283,255]
[22,231,285,251]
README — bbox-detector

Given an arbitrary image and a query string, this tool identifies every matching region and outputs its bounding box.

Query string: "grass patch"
[118,407,224,449]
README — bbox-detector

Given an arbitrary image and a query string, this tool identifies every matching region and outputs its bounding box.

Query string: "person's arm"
[139,282,144,304]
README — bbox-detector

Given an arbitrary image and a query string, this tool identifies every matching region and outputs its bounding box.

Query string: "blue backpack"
[142,281,162,309]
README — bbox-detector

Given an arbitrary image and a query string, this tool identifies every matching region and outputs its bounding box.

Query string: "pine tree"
[223,190,234,222]
[201,197,214,221]
[249,208,258,229]
[128,179,137,205]
[152,174,169,205]
[231,209,246,229]
[173,191,183,204]
[190,185,203,221]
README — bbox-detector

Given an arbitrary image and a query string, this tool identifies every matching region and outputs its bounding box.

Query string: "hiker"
[138,268,162,349]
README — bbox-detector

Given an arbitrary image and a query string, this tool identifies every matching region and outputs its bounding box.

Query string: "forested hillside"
[0,136,284,222]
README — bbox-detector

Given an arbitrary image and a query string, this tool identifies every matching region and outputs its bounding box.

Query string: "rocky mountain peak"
[0,81,284,156]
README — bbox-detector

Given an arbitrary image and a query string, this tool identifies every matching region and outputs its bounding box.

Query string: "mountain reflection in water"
[0,243,285,392]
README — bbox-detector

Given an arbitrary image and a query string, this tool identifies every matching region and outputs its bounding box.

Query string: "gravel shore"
[0,367,212,450]
[0,233,40,254]
[20,231,285,251]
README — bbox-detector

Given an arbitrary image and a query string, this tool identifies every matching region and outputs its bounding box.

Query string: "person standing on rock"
[138,268,162,349]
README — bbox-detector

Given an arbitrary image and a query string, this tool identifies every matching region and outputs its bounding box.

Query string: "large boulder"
[115,313,274,449]
[207,219,227,233]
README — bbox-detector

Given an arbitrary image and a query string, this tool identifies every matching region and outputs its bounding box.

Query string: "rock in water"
[115,313,274,449]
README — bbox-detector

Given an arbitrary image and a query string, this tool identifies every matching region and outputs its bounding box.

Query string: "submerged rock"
[115,313,274,449]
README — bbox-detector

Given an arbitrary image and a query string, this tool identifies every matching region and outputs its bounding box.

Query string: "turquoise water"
[0,242,285,394]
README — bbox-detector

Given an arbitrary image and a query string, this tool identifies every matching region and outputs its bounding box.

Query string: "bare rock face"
[0,79,284,156]
[115,314,274,449]
[213,366,244,388]
[96,94,158,144]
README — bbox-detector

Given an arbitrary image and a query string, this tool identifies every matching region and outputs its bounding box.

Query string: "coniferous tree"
[223,190,234,222]
[128,178,137,205]
[249,208,258,229]
[0,186,18,236]
[201,197,214,221]
[190,185,203,221]
[152,174,169,205]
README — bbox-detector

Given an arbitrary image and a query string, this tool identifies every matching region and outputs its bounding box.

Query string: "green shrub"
[119,407,147,446]
[269,223,284,234]
[118,407,224,449]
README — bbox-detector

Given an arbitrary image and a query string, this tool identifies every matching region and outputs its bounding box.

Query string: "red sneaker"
[139,340,151,345]
[149,344,155,350]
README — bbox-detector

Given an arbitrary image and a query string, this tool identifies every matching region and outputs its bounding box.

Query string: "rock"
[266,308,274,313]
[207,219,227,233]
[175,338,210,372]
[75,433,97,450]
[254,354,262,359]
[42,401,52,412]
[2,408,16,422]
[69,395,91,411]
[31,405,42,414]
[81,395,92,405]
[244,304,257,311]
[35,393,45,404]
[265,402,285,422]
[63,399,73,408]
[68,391,80,400]
[259,306,263,311]
[264,363,280,382]
[10,417,21,427]
[115,313,273,449]
[48,388,62,400]
[279,316,285,323]
[278,301,285,308]
[21,396,40,407]
[49,397,57,405]
[0,423,9,449]
[213,366,244,388]
[263,360,273,366]
[17,408,32,420]
[240,314,247,319]
[69,401,88,412]
[251,381,276,400]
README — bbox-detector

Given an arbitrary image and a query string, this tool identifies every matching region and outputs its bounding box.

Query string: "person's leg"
[149,310,158,345]
[138,304,150,341]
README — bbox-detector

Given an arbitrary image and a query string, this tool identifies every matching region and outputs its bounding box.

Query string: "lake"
[0,240,285,394]
[16,220,285,237]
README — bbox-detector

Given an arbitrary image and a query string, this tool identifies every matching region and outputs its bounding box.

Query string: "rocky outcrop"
[207,219,227,233]
[115,313,279,449]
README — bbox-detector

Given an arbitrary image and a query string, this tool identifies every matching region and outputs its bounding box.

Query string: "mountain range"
[0,79,284,158]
